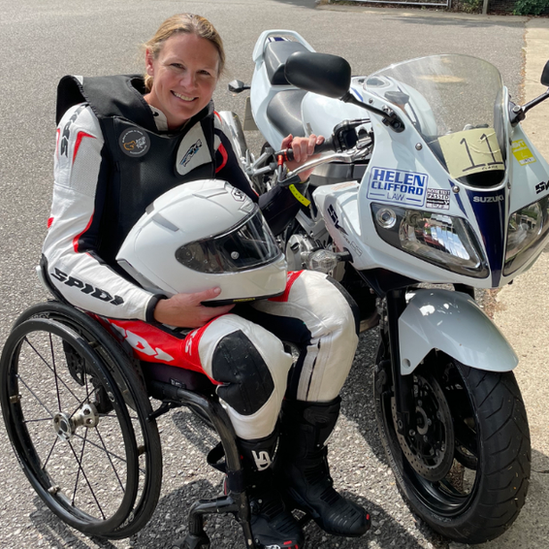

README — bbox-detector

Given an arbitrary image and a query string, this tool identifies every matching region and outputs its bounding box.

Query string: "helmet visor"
[175,207,282,274]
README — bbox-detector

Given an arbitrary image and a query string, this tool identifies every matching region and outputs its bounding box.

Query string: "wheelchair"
[0,298,262,549]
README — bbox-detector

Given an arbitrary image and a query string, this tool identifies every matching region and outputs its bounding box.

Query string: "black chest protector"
[56,74,217,264]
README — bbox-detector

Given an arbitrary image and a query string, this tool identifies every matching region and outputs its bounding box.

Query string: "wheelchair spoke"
[16,373,56,418]
[41,433,60,472]
[72,431,128,466]
[93,426,125,491]
[21,337,83,406]
[72,428,87,504]
[48,332,63,411]
[68,373,95,419]
[67,436,107,520]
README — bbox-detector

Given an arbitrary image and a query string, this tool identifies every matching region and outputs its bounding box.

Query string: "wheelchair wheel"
[1,303,162,539]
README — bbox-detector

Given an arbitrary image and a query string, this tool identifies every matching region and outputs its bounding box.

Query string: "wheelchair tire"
[1,302,162,539]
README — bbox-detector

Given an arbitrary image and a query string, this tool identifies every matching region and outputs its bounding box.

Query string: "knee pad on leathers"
[212,330,275,416]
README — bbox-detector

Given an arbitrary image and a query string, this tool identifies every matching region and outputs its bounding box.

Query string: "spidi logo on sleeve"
[367,167,427,207]
[176,125,212,176]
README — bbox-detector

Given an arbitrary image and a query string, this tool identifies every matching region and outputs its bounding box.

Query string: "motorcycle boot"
[276,397,370,537]
[237,433,305,549]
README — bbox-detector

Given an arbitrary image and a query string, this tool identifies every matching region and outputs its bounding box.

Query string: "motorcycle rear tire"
[374,347,531,544]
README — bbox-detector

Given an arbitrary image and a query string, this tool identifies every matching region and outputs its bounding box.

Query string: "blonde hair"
[143,13,225,91]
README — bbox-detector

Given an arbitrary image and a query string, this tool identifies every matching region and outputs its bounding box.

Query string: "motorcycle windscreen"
[363,54,507,188]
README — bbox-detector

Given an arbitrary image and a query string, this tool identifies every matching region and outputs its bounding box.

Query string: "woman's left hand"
[281,133,325,182]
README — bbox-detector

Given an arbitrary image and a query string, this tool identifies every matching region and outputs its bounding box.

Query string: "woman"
[43,13,369,548]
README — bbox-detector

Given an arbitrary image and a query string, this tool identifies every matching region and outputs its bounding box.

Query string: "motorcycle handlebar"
[276,136,336,163]
[275,119,364,162]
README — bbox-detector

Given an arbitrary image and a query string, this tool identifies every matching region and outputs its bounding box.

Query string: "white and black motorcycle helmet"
[116,180,287,304]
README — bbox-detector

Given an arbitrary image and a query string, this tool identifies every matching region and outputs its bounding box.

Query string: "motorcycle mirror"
[228,79,250,94]
[541,60,549,87]
[284,52,351,99]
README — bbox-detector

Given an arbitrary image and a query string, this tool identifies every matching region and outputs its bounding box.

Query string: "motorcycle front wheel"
[374,345,531,544]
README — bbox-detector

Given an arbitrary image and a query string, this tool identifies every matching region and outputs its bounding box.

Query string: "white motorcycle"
[221,30,549,544]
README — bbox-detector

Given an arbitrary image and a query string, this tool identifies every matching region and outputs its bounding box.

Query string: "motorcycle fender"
[398,289,518,375]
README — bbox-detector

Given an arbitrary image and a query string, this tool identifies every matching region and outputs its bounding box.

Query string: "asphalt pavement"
[0,2,547,548]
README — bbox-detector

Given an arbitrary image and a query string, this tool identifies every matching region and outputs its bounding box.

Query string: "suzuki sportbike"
[219,30,549,544]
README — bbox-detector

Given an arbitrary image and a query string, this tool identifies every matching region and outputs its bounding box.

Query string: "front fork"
[384,289,416,437]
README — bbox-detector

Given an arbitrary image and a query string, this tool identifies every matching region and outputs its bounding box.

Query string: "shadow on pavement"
[29,498,119,549]
[384,14,525,29]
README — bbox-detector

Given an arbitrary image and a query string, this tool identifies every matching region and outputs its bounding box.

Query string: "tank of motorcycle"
[313,54,549,289]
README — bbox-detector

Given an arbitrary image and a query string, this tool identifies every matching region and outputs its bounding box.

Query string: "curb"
[316,2,529,22]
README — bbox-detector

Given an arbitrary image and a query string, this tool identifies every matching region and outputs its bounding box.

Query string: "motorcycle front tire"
[374,346,531,544]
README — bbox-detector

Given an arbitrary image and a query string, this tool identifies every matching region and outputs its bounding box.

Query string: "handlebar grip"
[280,136,335,162]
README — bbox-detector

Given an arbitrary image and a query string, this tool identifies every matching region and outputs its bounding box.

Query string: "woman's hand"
[153,287,234,328]
[281,133,325,181]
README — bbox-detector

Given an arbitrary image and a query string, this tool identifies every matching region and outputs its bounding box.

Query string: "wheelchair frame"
[0,300,258,549]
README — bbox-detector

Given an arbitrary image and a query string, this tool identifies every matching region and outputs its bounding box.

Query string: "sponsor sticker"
[367,167,427,206]
[426,188,451,210]
[512,139,536,165]
[119,128,150,157]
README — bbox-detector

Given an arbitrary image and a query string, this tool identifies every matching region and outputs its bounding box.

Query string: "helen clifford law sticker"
[367,167,427,207]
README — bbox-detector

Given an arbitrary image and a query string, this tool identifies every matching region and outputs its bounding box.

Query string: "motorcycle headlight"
[504,196,549,276]
[372,203,489,278]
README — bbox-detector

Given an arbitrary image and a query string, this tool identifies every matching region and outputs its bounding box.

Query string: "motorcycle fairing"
[315,79,549,288]
[508,123,549,213]
[465,188,507,287]
[314,113,497,286]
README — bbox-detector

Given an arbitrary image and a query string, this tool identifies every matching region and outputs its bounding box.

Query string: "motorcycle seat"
[267,89,307,139]
[264,40,309,85]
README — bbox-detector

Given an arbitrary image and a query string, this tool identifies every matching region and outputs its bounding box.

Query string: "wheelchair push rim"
[9,300,164,539]
[0,317,140,536]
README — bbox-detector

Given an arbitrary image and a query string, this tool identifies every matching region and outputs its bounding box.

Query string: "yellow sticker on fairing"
[438,128,504,179]
[511,139,536,166]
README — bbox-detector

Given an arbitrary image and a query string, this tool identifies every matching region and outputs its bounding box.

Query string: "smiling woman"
[39,12,367,548]
[144,33,220,129]
[143,14,226,129]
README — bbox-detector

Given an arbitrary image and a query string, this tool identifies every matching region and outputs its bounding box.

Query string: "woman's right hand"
[153,287,235,328]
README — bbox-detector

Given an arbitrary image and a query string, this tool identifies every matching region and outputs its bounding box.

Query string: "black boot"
[238,433,305,548]
[276,398,370,537]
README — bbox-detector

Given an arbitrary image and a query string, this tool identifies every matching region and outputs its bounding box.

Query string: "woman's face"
[145,32,220,129]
